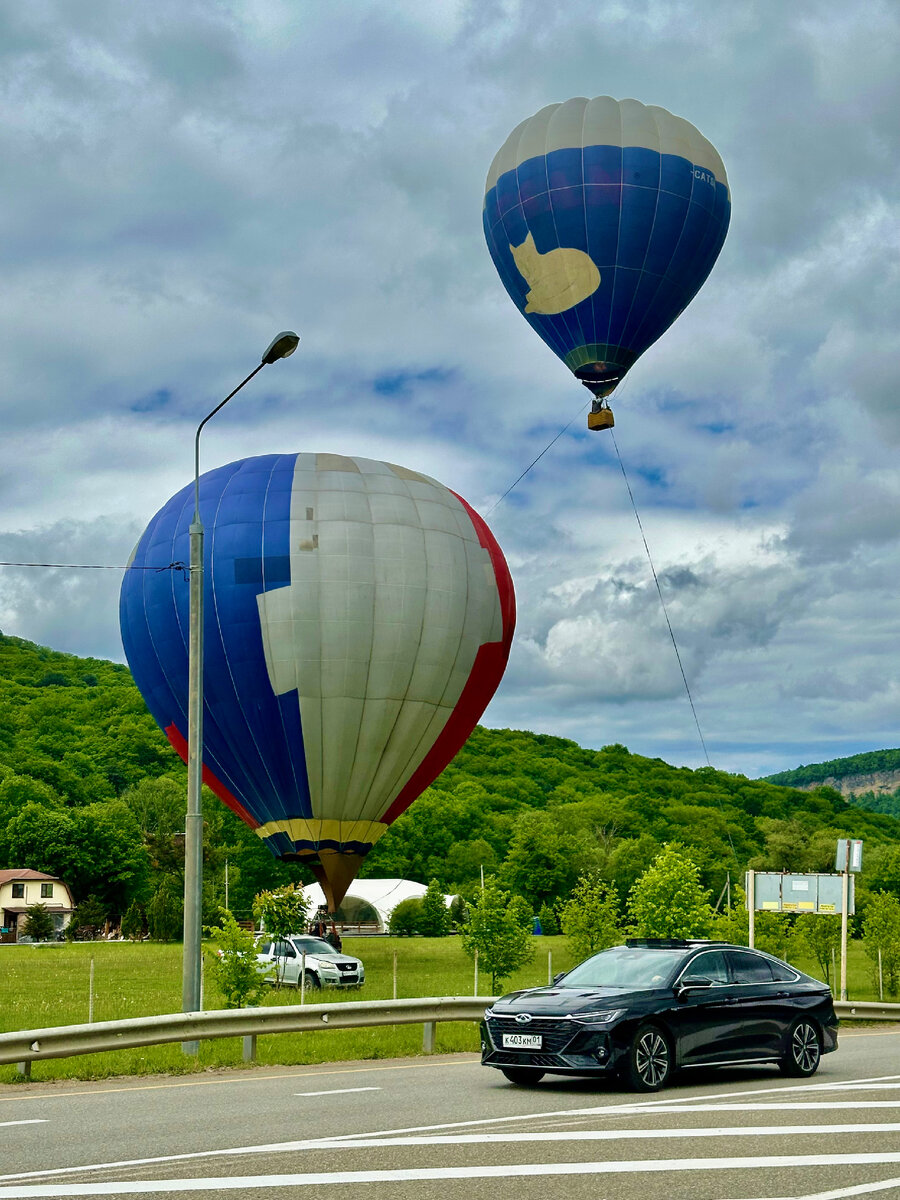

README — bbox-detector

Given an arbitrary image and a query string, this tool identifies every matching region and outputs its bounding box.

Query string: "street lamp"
[182,331,299,1031]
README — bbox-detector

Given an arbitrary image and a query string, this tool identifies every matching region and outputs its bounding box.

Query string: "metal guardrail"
[834,1000,900,1022]
[0,996,497,1074]
[3,996,897,1078]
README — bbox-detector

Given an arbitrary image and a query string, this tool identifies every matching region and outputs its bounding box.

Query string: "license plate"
[502,1033,542,1049]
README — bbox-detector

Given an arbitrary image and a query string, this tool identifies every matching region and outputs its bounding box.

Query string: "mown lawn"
[0,936,576,1084]
[0,936,885,1084]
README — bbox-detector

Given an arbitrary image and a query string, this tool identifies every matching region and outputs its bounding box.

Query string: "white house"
[0,869,76,942]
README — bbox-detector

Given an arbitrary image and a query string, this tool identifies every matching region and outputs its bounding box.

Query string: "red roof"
[0,869,61,884]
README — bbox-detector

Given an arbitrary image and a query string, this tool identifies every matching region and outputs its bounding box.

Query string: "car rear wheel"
[780,1019,821,1077]
[624,1024,672,1092]
[500,1067,545,1085]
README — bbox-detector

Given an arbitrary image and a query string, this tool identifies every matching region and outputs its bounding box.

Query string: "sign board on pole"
[835,839,863,872]
[745,872,854,915]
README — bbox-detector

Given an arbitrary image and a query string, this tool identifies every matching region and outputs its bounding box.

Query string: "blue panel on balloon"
[119,454,314,834]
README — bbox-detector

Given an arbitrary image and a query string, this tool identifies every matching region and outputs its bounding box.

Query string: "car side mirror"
[552,972,566,985]
[676,977,714,996]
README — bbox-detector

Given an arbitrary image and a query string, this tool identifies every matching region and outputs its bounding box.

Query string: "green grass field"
[0,936,886,1085]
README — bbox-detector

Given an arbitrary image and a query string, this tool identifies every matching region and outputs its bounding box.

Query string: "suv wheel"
[625,1024,672,1092]
[780,1019,821,1077]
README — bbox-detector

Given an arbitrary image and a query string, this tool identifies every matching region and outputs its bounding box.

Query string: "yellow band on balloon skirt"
[255,817,389,847]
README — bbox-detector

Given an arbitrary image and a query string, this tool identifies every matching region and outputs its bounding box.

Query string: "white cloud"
[0,0,899,777]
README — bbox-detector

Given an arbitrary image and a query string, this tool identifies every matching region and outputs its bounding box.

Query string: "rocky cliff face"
[798,770,900,798]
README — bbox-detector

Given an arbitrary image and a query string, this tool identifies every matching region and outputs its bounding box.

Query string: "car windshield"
[558,945,686,989]
[289,937,340,956]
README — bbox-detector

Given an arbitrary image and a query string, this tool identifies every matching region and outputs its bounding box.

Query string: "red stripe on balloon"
[164,723,259,831]
[380,495,515,825]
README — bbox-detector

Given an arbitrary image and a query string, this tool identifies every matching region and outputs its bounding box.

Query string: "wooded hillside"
[2,630,900,928]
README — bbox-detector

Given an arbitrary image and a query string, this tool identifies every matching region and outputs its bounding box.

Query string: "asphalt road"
[3,1028,900,1198]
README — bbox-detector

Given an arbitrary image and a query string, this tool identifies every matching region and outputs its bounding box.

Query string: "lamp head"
[261,331,300,365]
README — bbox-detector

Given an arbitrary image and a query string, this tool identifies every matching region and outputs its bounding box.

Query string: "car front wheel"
[624,1024,672,1092]
[780,1019,821,1077]
[299,971,321,990]
[500,1067,545,1085]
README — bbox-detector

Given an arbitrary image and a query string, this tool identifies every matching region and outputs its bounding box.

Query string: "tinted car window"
[727,951,774,983]
[561,946,686,988]
[768,959,799,983]
[681,950,728,984]
[274,939,296,958]
[290,937,339,956]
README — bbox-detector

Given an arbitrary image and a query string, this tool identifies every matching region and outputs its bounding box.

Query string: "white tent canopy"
[302,878,451,933]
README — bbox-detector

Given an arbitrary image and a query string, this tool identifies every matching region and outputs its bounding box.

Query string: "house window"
[11,883,24,899]
[40,883,54,898]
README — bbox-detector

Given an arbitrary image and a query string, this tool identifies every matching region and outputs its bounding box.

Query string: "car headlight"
[484,1007,494,1019]
[574,1009,625,1024]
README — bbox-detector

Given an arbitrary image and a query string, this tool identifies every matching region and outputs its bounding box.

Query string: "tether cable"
[484,401,590,517]
[610,428,712,768]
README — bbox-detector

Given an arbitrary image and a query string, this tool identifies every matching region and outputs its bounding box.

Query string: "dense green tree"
[627,845,714,938]
[500,810,585,909]
[419,879,451,937]
[22,902,55,942]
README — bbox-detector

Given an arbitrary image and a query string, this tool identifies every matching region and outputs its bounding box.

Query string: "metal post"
[181,506,204,1056]
[879,947,884,1002]
[548,949,552,986]
[423,1021,435,1053]
[300,952,306,1004]
[473,948,478,996]
[392,950,398,1000]
[242,1034,257,1063]
[840,852,850,1001]
[747,869,755,949]
[89,958,94,1023]
[177,345,297,1052]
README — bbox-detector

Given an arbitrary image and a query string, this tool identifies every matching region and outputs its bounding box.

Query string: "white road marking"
[298,1122,900,1146]
[293,1087,381,1097]
[6,1153,900,1195]
[3,1070,899,1187]
[729,1176,900,1200]
[800,1179,900,1199]
[0,1121,46,1128]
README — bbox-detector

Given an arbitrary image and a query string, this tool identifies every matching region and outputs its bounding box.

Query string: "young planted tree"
[793,913,842,987]
[460,878,534,993]
[862,892,900,997]
[560,875,620,961]
[252,883,309,987]
[626,844,714,939]
[205,909,272,1008]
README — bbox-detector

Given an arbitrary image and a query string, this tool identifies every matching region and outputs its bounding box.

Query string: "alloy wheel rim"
[793,1023,819,1071]
[636,1031,668,1086]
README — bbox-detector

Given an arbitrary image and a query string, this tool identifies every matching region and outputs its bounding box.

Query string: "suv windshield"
[559,945,686,989]
[288,937,339,956]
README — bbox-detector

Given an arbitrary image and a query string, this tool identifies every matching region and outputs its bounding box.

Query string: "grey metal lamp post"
[182,331,299,1038]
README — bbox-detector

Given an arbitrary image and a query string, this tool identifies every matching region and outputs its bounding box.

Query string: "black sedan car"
[481,938,838,1092]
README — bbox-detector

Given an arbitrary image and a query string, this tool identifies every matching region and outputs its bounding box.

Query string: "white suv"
[255,935,365,990]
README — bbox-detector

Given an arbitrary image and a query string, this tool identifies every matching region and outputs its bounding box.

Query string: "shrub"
[388,897,423,936]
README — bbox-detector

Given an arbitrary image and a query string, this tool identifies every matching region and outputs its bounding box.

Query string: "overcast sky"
[1,0,898,778]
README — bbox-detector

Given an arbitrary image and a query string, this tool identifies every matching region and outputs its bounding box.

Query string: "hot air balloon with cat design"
[484,96,730,429]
